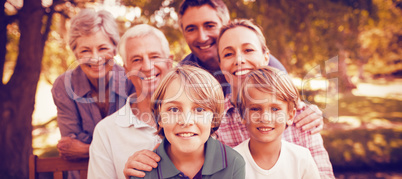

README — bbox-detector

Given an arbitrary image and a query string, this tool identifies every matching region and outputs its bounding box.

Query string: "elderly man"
[87,24,172,179]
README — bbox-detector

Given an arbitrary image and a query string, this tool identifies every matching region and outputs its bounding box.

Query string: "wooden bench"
[29,155,89,179]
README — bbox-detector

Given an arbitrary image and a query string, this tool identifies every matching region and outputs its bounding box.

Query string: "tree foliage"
[361,0,402,77]
[224,0,401,90]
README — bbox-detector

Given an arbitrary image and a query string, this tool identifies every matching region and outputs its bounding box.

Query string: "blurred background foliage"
[2,0,402,177]
[4,0,402,89]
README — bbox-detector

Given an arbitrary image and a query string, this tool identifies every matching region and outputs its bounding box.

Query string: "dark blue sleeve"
[268,54,287,73]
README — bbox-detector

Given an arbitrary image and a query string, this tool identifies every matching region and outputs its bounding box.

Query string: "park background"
[1,0,402,178]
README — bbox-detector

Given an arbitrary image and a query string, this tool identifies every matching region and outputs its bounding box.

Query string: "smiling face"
[218,26,269,93]
[124,34,172,97]
[244,87,295,144]
[181,5,224,69]
[159,77,213,154]
[74,30,116,82]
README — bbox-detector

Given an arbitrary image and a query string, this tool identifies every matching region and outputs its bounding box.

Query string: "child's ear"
[286,108,296,126]
[211,121,217,128]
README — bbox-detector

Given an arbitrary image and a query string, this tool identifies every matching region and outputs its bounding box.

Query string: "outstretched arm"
[294,102,324,134]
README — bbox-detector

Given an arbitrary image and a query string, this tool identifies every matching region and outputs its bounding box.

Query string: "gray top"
[51,64,134,144]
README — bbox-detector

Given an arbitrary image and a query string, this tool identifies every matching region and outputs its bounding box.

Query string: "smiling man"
[178,0,287,79]
[180,3,223,73]
[87,24,172,179]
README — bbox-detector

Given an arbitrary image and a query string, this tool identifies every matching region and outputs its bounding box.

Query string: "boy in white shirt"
[234,66,320,179]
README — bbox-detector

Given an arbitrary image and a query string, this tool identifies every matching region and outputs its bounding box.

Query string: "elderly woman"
[51,9,133,163]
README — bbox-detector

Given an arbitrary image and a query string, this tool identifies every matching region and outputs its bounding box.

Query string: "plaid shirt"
[215,95,335,179]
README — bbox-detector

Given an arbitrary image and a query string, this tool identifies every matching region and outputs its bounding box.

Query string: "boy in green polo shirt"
[131,65,245,179]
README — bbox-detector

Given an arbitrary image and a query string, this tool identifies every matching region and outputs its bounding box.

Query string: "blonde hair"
[151,65,224,138]
[218,19,269,57]
[237,66,299,119]
[69,9,119,54]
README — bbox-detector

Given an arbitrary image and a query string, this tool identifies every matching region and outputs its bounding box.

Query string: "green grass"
[337,95,402,123]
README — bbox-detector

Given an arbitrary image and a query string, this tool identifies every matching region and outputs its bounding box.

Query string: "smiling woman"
[50,9,134,178]
[74,30,115,84]
[216,19,334,178]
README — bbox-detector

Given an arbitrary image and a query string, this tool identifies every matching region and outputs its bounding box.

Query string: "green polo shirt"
[131,137,245,179]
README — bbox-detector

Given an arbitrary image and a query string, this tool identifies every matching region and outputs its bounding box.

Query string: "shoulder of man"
[179,53,200,66]
[267,54,288,73]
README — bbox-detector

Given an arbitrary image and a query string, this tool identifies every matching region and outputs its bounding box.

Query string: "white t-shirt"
[234,139,320,179]
[88,95,161,179]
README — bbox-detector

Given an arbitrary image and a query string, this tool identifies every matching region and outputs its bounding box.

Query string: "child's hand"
[294,102,323,134]
[124,144,161,179]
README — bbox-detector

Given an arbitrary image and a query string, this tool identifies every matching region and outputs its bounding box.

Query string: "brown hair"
[237,66,299,120]
[178,0,230,28]
[151,65,224,138]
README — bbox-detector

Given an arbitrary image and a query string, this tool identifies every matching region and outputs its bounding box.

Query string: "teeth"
[141,75,157,80]
[89,64,105,70]
[199,45,211,50]
[178,133,195,137]
[235,70,251,76]
[258,127,273,132]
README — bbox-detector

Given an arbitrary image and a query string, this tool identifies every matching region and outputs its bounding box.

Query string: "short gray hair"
[69,9,119,54]
[118,24,170,65]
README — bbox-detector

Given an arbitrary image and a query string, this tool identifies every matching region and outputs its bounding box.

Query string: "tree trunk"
[0,0,6,83]
[358,62,365,80]
[0,0,46,178]
[338,47,357,93]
